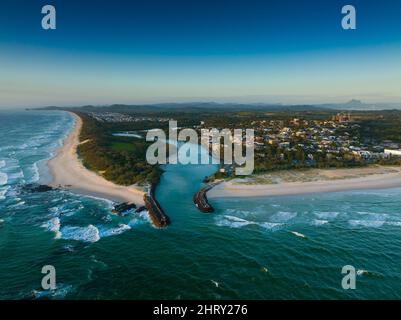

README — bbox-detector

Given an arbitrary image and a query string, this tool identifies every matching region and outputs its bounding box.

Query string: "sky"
[0,0,401,108]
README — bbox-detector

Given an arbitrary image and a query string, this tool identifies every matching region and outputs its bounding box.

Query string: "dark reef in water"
[135,206,146,213]
[22,184,56,193]
[112,202,137,215]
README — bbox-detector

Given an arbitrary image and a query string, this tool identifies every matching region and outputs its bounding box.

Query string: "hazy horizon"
[2,97,401,111]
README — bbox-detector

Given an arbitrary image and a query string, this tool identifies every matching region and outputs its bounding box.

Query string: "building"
[384,149,401,156]
[332,112,352,123]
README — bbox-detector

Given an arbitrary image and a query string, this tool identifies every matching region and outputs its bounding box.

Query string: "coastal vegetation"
[76,112,161,186]
[44,105,401,185]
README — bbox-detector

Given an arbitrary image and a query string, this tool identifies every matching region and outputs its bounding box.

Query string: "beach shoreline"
[208,166,401,199]
[48,112,145,205]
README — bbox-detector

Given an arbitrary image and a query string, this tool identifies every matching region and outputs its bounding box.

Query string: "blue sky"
[1,0,401,107]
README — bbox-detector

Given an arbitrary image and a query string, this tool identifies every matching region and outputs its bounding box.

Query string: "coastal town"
[81,108,401,177]
[87,111,171,123]
[247,112,401,161]
[197,111,401,175]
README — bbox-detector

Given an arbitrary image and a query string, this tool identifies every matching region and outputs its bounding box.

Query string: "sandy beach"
[48,112,145,204]
[208,166,401,199]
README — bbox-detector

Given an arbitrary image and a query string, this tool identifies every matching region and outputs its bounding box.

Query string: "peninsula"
[48,113,145,205]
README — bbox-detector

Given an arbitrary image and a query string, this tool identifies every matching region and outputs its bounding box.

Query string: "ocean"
[1,110,401,299]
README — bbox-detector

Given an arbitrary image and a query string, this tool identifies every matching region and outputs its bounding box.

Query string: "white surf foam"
[0,172,8,186]
[259,222,282,230]
[31,162,39,182]
[357,212,388,220]
[101,214,113,223]
[42,217,61,239]
[128,218,141,227]
[314,211,340,220]
[32,284,73,300]
[0,186,10,200]
[99,224,131,237]
[0,160,5,169]
[8,171,24,180]
[216,215,282,231]
[270,211,297,222]
[386,221,401,227]
[290,231,306,238]
[60,225,100,243]
[216,215,256,228]
[49,203,83,217]
[349,220,385,228]
[16,143,28,150]
[62,245,75,252]
[136,209,152,224]
[357,269,369,276]
[312,219,328,226]
[8,202,26,209]
[79,194,115,209]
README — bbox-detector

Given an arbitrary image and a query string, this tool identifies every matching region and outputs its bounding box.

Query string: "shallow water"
[1,110,401,299]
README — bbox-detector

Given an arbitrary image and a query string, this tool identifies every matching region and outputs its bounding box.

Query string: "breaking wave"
[60,225,100,243]
[349,220,386,228]
[215,215,256,228]
[290,231,306,238]
[314,211,340,220]
[98,224,131,237]
[30,162,40,182]
[48,202,83,217]
[42,217,61,239]
[215,215,282,230]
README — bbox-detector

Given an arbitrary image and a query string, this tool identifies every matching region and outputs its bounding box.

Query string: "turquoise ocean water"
[1,110,401,299]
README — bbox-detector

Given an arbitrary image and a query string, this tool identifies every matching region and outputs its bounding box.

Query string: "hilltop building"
[332,112,352,123]
[384,149,401,156]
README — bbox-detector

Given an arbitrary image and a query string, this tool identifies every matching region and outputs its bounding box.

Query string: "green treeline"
[76,112,161,186]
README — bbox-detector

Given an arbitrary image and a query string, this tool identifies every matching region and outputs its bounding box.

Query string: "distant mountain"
[37,102,328,113]
[318,100,401,111]
[345,99,364,107]
[35,100,401,113]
